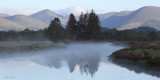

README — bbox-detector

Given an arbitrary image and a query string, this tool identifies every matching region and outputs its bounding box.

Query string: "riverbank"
[0,41,65,53]
[110,42,160,66]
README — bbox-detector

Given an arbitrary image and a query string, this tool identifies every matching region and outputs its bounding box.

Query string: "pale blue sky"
[0,0,160,13]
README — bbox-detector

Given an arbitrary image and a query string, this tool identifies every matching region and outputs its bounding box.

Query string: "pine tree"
[87,10,103,40]
[74,10,103,40]
[46,17,66,42]
[77,12,85,40]
[76,12,90,40]
[66,13,77,40]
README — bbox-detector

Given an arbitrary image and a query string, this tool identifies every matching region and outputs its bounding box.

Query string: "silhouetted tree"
[77,12,86,40]
[87,10,103,40]
[45,17,66,42]
[66,13,77,40]
[76,10,103,40]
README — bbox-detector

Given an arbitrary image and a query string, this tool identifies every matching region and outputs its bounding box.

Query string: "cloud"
[0,6,39,15]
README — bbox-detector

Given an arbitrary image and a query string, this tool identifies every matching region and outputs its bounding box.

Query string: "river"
[0,42,159,80]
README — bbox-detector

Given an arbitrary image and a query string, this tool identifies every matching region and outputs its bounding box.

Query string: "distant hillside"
[101,11,132,28]
[98,12,117,21]
[1,6,160,31]
[0,18,25,31]
[131,26,158,32]
[30,9,67,26]
[5,15,48,30]
[114,11,132,16]
[101,6,160,30]
[142,19,160,30]
[0,13,9,18]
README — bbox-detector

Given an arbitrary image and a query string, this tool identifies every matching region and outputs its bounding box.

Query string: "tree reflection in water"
[43,50,101,76]
[66,52,101,76]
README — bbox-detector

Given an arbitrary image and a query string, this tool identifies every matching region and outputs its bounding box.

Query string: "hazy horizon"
[0,0,160,15]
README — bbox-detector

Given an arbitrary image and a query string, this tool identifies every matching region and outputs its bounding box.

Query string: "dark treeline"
[0,28,46,41]
[103,29,160,42]
[0,10,160,42]
[45,10,103,42]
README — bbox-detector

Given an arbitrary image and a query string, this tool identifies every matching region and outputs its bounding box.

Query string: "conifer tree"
[46,17,66,41]
[77,12,85,39]
[77,12,84,32]
[87,10,103,40]
[66,13,77,40]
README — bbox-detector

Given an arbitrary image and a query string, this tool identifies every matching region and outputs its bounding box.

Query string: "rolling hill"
[0,18,25,31]
[1,6,160,31]
[30,9,67,26]
[98,12,117,21]
[131,26,158,32]
[0,13,9,18]
[101,11,132,28]
[5,15,48,30]
[101,6,160,30]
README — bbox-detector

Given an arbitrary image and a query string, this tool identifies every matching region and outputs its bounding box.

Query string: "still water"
[0,42,159,80]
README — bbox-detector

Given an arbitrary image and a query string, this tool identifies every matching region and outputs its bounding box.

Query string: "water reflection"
[33,46,102,76]
[29,42,119,76]
[11,42,123,77]
[111,60,160,78]
[0,43,160,80]
[66,52,101,76]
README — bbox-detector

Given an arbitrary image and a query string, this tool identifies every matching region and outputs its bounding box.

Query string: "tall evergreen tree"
[45,17,66,42]
[76,12,90,40]
[66,13,77,40]
[77,12,85,40]
[87,10,103,40]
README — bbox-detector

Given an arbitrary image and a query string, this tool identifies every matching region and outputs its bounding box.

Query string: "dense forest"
[0,10,160,42]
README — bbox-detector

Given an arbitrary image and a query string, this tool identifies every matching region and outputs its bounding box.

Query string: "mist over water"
[0,42,159,80]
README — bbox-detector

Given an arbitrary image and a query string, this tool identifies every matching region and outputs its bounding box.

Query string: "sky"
[0,0,160,15]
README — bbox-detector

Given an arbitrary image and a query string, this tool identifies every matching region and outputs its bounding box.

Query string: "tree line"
[0,28,46,41]
[103,28,160,42]
[45,10,103,42]
[0,10,160,42]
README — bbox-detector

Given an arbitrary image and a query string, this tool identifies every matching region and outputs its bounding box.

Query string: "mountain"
[0,18,25,31]
[1,6,160,31]
[119,6,160,30]
[98,12,117,21]
[114,11,132,16]
[30,9,67,26]
[54,6,86,16]
[142,19,160,30]
[101,6,160,30]
[101,11,132,28]
[0,13,9,18]
[131,26,158,32]
[5,15,48,30]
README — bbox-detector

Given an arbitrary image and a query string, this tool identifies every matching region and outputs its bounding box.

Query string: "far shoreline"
[0,41,127,53]
[0,41,66,53]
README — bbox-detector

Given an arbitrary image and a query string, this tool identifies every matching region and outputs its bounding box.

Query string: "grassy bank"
[110,42,160,66]
[0,41,65,53]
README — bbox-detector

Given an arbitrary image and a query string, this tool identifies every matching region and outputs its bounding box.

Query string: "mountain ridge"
[101,6,160,30]
[30,9,67,26]
[0,18,25,31]
[5,15,48,30]
[1,6,160,31]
